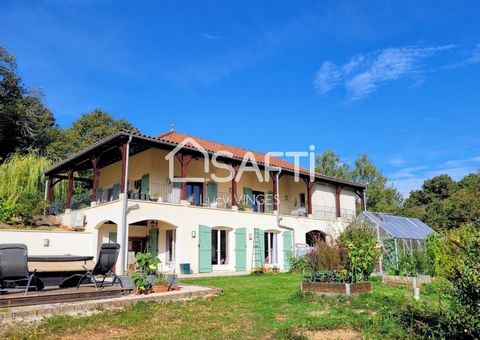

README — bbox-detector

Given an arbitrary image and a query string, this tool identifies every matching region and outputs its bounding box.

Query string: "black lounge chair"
[76,243,123,290]
[0,244,40,295]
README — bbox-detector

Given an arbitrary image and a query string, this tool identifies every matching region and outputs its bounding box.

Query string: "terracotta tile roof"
[156,130,310,175]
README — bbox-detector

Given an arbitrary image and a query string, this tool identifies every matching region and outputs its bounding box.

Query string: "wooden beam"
[335,185,342,218]
[231,164,240,206]
[302,177,314,215]
[270,172,279,211]
[175,154,193,200]
[92,156,100,202]
[52,175,92,183]
[66,169,74,210]
[120,143,127,193]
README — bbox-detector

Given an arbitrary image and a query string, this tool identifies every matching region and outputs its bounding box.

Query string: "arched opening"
[96,219,178,273]
[306,230,326,247]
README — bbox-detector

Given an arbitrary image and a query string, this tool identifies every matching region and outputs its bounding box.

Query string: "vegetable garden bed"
[301,281,372,296]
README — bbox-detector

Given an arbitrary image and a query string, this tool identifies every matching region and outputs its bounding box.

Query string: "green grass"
[1,273,443,339]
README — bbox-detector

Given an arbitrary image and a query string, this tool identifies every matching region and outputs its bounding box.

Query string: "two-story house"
[42,130,366,275]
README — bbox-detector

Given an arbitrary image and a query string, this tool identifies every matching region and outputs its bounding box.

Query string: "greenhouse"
[357,211,434,272]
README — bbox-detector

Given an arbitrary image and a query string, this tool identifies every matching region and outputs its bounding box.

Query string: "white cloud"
[313,61,341,95]
[200,33,221,40]
[314,44,456,100]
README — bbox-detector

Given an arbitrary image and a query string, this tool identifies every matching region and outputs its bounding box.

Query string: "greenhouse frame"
[357,211,434,272]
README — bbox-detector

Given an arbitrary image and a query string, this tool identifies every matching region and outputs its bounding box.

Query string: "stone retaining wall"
[0,285,222,321]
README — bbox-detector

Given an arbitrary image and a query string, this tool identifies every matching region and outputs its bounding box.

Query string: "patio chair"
[76,243,123,290]
[0,244,39,296]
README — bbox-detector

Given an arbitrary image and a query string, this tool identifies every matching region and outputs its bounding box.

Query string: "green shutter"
[173,176,182,189]
[267,191,273,213]
[141,174,150,195]
[207,182,218,205]
[282,230,293,270]
[97,188,103,202]
[243,187,253,208]
[253,228,265,267]
[198,225,212,273]
[112,183,120,200]
[235,228,247,271]
[148,227,158,257]
[108,232,117,244]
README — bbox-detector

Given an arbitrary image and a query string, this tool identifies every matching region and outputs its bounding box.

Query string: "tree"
[0,47,54,156]
[315,150,351,181]
[351,154,403,213]
[0,46,56,161]
[47,109,138,160]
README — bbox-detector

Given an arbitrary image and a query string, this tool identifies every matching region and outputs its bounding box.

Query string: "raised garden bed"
[382,274,432,287]
[301,281,372,296]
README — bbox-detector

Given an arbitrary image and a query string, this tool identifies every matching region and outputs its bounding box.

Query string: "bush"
[304,269,344,283]
[339,221,381,283]
[288,255,308,272]
[399,224,480,338]
[425,232,452,276]
[305,241,346,273]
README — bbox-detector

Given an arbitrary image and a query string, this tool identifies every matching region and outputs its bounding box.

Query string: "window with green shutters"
[141,174,150,195]
[112,183,120,200]
[243,187,253,208]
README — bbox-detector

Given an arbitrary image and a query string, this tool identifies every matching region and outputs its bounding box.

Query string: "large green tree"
[47,109,138,160]
[316,150,352,181]
[351,154,403,213]
[0,46,56,161]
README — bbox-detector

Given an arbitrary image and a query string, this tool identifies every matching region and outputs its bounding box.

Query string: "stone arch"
[306,230,326,246]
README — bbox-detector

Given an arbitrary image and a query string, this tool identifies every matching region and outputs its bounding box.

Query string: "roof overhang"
[44,131,367,191]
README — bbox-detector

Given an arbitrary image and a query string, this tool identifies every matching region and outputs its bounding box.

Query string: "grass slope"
[1,273,442,339]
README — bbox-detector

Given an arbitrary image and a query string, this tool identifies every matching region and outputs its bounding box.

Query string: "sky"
[1,0,480,196]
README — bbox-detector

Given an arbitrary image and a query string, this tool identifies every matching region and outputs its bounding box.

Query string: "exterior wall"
[0,229,94,256]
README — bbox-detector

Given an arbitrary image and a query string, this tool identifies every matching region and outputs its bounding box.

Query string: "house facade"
[38,130,366,275]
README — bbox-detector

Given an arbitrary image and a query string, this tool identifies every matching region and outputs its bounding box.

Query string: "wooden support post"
[360,189,366,211]
[303,178,314,215]
[175,154,193,200]
[120,143,127,194]
[270,172,280,211]
[335,185,342,218]
[92,156,100,202]
[46,177,54,206]
[231,164,240,206]
[66,169,74,210]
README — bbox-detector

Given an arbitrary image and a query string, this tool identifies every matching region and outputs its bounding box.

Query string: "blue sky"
[1,0,480,196]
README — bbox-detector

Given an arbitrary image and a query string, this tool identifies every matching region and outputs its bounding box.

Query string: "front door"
[252,191,265,212]
[235,228,247,271]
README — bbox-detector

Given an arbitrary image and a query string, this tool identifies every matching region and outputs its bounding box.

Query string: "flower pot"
[152,284,170,293]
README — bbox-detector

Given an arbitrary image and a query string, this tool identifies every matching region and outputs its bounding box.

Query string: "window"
[252,190,265,213]
[211,229,228,265]
[186,182,203,206]
[264,232,278,264]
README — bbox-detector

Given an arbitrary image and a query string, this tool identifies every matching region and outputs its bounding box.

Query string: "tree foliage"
[315,150,351,181]
[403,172,480,230]
[47,109,138,160]
[0,46,56,161]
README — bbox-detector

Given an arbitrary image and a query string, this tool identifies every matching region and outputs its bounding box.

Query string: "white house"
[3,129,367,275]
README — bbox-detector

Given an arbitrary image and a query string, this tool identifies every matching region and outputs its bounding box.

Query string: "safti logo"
[165,137,316,184]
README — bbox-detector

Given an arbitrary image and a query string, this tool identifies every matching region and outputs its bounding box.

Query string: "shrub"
[135,252,160,275]
[425,232,452,276]
[288,255,308,272]
[304,270,344,283]
[305,241,346,275]
[339,221,381,283]
[399,224,480,338]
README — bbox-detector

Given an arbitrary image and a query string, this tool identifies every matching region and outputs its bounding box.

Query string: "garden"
[1,222,478,339]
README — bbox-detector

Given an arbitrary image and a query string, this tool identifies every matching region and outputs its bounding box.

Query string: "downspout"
[120,135,133,275]
[43,177,49,215]
[275,172,296,256]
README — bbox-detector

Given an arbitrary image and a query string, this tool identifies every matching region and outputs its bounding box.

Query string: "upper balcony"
[44,130,365,223]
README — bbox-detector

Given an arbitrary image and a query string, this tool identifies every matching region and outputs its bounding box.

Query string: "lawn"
[1,273,442,339]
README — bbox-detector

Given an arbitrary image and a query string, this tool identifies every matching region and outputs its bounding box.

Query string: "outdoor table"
[28,255,94,263]
[28,255,95,286]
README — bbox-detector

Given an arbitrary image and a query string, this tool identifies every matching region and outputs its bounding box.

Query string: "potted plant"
[152,275,169,293]
[272,265,280,274]
[135,252,161,284]
[149,193,159,202]
[238,200,249,211]
[253,265,265,276]
[131,272,152,294]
